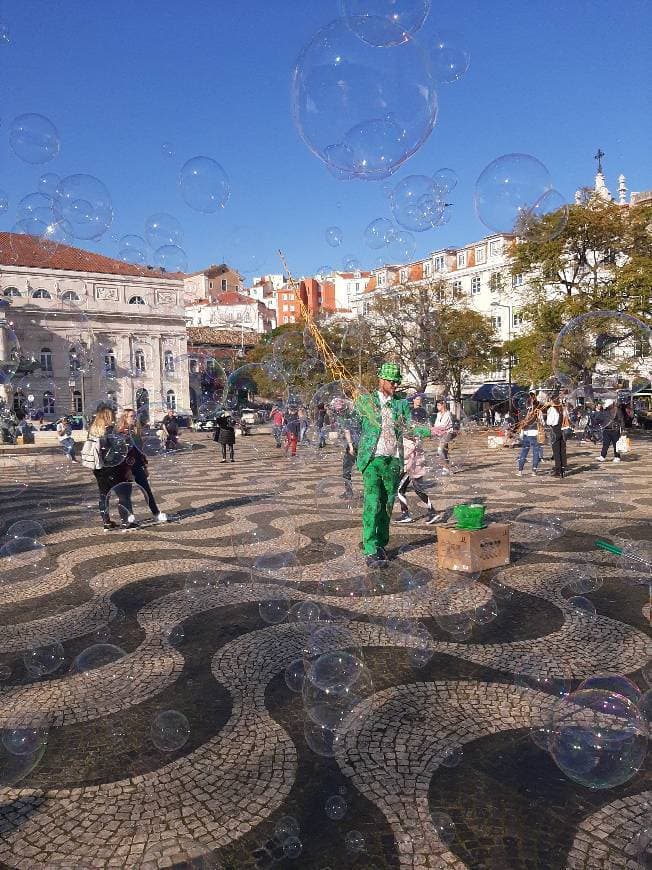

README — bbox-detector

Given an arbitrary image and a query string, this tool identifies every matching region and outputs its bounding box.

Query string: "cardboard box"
[437,522,510,573]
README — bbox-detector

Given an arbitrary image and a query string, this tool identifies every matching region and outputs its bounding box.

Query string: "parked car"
[191,416,219,432]
[239,408,258,425]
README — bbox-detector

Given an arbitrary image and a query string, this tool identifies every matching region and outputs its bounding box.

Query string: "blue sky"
[1,0,650,279]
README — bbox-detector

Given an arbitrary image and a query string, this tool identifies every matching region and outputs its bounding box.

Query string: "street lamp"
[490,301,513,415]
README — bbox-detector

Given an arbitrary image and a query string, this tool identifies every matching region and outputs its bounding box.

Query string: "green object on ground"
[453,503,486,531]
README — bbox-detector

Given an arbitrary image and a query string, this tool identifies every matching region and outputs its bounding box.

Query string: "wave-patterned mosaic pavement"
[0,428,650,869]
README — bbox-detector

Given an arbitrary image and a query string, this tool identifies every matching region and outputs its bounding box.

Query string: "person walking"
[546,395,567,478]
[118,409,167,523]
[162,409,179,451]
[316,403,329,449]
[395,432,444,524]
[83,407,134,530]
[214,413,236,462]
[284,411,301,457]
[432,399,454,473]
[56,416,78,462]
[298,407,309,444]
[598,399,625,463]
[355,362,428,567]
[270,406,284,448]
[516,402,543,476]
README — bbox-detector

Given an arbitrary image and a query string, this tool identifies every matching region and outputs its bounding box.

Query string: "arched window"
[189,358,199,374]
[61,290,79,302]
[166,389,176,410]
[104,349,116,373]
[40,347,53,373]
[13,390,26,412]
[106,391,117,411]
[72,390,83,413]
[32,289,51,299]
[43,391,55,414]
[3,287,20,298]
[164,350,175,373]
[69,347,80,372]
[128,295,145,305]
[134,349,146,373]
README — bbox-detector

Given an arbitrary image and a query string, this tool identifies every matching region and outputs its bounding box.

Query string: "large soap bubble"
[145,212,183,249]
[117,234,148,265]
[326,226,343,247]
[552,311,651,392]
[153,244,188,273]
[341,0,430,46]
[428,30,470,83]
[550,689,647,789]
[179,155,230,213]
[9,113,60,164]
[292,17,438,180]
[72,643,127,675]
[53,174,113,240]
[364,217,393,249]
[474,154,553,234]
[151,709,190,752]
[521,188,569,242]
[23,641,65,677]
[390,174,445,231]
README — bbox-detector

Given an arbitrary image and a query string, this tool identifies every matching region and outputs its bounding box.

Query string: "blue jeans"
[518,433,541,471]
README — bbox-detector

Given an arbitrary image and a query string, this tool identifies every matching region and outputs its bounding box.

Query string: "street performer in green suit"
[355,362,429,567]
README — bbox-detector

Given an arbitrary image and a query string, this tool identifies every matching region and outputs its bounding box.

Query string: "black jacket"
[213,415,236,445]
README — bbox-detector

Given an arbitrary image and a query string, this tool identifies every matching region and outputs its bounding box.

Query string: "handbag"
[616,435,630,454]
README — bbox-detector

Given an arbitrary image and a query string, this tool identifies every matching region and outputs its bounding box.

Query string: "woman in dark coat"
[213,414,236,462]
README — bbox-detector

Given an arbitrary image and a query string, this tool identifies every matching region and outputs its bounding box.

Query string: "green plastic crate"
[453,503,486,531]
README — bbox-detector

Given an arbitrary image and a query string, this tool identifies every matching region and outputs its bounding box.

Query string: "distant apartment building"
[185,291,276,334]
[183,263,244,304]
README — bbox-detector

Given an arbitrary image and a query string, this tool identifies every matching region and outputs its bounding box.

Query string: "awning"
[470,383,527,402]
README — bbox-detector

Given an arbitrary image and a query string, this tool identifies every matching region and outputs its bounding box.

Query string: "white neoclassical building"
[0,233,189,421]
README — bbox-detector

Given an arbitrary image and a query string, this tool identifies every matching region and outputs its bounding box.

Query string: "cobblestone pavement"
[0,428,650,869]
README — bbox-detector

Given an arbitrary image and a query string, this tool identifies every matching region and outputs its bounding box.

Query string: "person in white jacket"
[432,399,454,473]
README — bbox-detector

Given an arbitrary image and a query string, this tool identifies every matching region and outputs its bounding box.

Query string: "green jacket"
[355,391,428,473]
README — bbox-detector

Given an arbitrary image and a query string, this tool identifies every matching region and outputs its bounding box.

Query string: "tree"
[509,196,652,386]
[366,281,497,399]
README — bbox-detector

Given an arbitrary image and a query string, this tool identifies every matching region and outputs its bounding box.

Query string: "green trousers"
[361,456,402,556]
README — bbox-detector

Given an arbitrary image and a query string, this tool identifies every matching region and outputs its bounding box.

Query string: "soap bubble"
[179,155,230,213]
[153,244,188,273]
[390,174,444,231]
[292,17,437,181]
[303,656,373,729]
[341,0,430,46]
[145,212,183,249]
[325,794,347,820]
[440,744,463,767]
[341,254,363,271]
[326,226,343,247]
[431,810,456,844]
[275,815,300,840]
[550,689,647,789]
[283,836,303,859]
[344,830,366,853]
[284,658,307,693]
[474,154,553,234]
[520,188,569,241]
[0,190,8,213]
[567,595,596,618]
[0,20,9,44]
[577,673,642,705]
[9,113,60,164]
[259,596,290,625]
[552,311,651,391]
[39,173,61,197]
[2,723,47,756]
[428,30,470,83]
[448,339,467,358]
[0,537,49,581]
[364,217,393,249]
[514,657,572,699]
[141,838,218,868]
[309,651,365,691]
[22,641,64,677]
[639,690,652,724]
[53,174,113,240]
[150,709,190,752]
[4,520,45,541]
[386,228,416,261]
[72,643,127,675]
[117,234,148,265]
[433,167,458,193]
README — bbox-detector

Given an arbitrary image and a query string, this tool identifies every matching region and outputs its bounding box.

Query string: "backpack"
[81,436,103,470]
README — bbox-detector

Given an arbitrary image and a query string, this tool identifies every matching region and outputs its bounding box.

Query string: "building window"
[104,349,116,373]
[32,288,51,299]
[221,279,227,291]
[129,295,145,305]
[471,276,481,294]
[475,247,486,265]
[209,281,213,289]
[489,240,503,256]
[377,273,386,287]
[189,358,199,374]
[40,347,53,373]
[491,315,502,329]
[164,350,175,373]
[61,290,80,302]
[423,262,432,278]
[452,280,463,296]
[43,391,55,414]
[13,390,26,412]
[489,273,503,293]
[69,348,80,372]
[400,269,408,283]
[134,349,146,373]
[512,311,524,327]
[512,273,524,287]
[355,282,360,291]
[3,287,20,297]
[166,389,176,410]
[433,256,445,272]
[362,302,370,316]
[456,251,466,268]
[72,390,83,413]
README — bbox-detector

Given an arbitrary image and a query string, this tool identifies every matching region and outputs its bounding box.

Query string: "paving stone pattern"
[0,428,650,869]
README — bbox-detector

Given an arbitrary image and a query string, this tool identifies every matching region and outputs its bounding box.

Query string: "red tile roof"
[214,290,256,305]
[0,232,184,279]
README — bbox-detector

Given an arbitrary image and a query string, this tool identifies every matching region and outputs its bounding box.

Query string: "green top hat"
[377,362,402,383]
